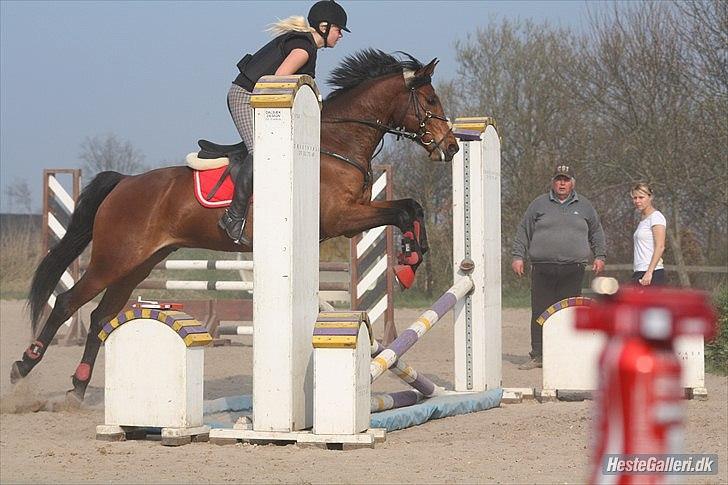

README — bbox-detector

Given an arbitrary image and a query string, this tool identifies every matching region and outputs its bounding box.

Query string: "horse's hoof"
[65,389,84,409]
[10,361,24,384]
[393,264,416,289]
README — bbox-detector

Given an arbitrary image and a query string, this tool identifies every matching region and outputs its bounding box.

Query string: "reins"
[321,85,452,190]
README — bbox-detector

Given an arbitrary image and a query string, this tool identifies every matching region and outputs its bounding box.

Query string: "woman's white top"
[633,210,666,271]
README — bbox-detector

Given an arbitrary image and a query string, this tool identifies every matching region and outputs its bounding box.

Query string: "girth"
[321,148,372,186]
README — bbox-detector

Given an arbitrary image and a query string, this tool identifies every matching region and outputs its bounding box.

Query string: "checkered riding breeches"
[227,83,255,153]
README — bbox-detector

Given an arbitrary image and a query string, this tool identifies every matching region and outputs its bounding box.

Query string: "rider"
[220,0,349,244]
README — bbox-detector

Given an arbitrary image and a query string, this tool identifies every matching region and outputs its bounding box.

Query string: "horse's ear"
[416,58,439,78]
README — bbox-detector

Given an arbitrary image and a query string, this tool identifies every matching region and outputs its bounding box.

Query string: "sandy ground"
[0,299,726,484]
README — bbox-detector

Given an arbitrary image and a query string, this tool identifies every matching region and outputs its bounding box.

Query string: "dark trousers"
[530,263,585,357]
[630,269,666,286]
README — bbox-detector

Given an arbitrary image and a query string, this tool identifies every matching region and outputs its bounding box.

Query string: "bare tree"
[3,178,33,213]
[79,133,147,179]
[452,20,589,288]
[674,0,728,104]
[568,2,727,286]
[674,0,728,269]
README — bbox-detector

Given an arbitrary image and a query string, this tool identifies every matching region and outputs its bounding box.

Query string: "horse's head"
[397,59,459,162]
[324,50,459,162]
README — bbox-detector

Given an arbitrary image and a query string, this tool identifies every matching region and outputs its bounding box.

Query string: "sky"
[0,0,593,212]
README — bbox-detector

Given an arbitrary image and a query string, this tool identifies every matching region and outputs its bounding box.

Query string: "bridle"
[398,82,453,156]
[321,72,453,186]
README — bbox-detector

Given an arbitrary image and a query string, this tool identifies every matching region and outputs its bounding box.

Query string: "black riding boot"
[219,153,253,245]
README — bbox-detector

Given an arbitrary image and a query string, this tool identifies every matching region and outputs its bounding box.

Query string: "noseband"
[401,87,452,157]
[321,85,453,187]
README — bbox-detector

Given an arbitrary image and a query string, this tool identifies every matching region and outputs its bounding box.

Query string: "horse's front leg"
[328,200,426,289]
[373,199,429,256]
[369,199,429,288]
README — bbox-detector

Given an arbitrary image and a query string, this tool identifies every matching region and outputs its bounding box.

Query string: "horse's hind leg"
[67,249,173,405]
[10,271,111,384]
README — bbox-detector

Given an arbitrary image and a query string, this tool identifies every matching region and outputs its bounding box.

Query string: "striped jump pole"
[152,260,254,271]
[122,260,346,272]
[370,268,475,382]
[370,339,444,399]
[82,260,346,273]
[370,390,424,413]
[135,280,346,292]
[41,168,85,344]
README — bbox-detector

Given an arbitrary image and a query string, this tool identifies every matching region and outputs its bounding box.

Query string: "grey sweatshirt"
[512,191,606,264]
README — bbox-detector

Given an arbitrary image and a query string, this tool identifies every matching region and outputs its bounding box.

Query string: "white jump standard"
[209,75,381,448]
[366,118,503,431]
[96,309,212,446]
[207,115,504,440]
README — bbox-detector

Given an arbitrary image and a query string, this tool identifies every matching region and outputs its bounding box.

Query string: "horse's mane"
[325,49,424,100]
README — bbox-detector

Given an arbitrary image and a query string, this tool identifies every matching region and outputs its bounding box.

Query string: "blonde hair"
[631,182,654,197]
[266,16,316,37]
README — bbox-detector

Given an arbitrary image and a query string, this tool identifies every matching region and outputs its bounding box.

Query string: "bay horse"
[11,49,459,404]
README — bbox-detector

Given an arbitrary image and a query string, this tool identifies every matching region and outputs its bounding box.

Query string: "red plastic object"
[580,286,717,484]
[393,265,415,289]
[576,286,717,340]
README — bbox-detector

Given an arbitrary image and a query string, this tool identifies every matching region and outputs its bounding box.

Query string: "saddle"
[186,139,248,170]
[186,140,249,206]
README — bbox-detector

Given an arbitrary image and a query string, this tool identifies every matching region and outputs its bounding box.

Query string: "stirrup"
[219,210,250,246]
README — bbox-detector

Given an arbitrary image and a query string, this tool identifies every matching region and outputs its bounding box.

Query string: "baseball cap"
[552,164,575,180]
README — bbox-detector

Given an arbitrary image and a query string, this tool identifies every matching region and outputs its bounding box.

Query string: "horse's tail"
[28,171,127,329]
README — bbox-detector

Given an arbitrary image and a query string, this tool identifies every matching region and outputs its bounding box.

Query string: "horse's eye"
[426,97,436,105]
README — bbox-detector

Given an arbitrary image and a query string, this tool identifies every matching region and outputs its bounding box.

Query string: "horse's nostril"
[447,144,459,156]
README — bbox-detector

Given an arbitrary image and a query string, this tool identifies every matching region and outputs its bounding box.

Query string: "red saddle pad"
[193,167,233,208]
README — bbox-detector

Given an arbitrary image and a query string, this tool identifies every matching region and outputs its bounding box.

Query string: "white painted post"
[542,301,707,397]
[251,75,321,432]
[675,336,707,397]
[96,310,212,445]
[312,312,372,435]
[542,305,606,393]
[452,118,502,392]
[103,319,206,428]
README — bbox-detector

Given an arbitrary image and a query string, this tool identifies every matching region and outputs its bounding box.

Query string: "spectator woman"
[631,183,667,286]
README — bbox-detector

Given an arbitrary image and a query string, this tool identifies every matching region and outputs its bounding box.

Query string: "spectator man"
[512,164,606,370]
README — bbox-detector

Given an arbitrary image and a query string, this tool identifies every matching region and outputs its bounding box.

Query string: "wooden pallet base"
[535,387,708,402]
[686,387,708,400]
[96,424,210,446]
[501,387,535,404]
[209,426,386,450]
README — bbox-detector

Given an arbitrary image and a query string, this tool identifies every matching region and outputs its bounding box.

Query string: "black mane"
[326,49,424,100]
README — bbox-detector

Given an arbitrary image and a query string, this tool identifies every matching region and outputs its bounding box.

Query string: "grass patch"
[393,289,441,308]
[502,286,530,308]
[393,285,531,309]
[706,286,728,375]
[0,222,41,300]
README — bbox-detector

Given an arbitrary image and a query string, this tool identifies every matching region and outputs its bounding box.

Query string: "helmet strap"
[317,22,331,48]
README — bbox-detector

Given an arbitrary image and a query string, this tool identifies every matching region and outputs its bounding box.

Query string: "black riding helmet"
[308,0,350,47]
